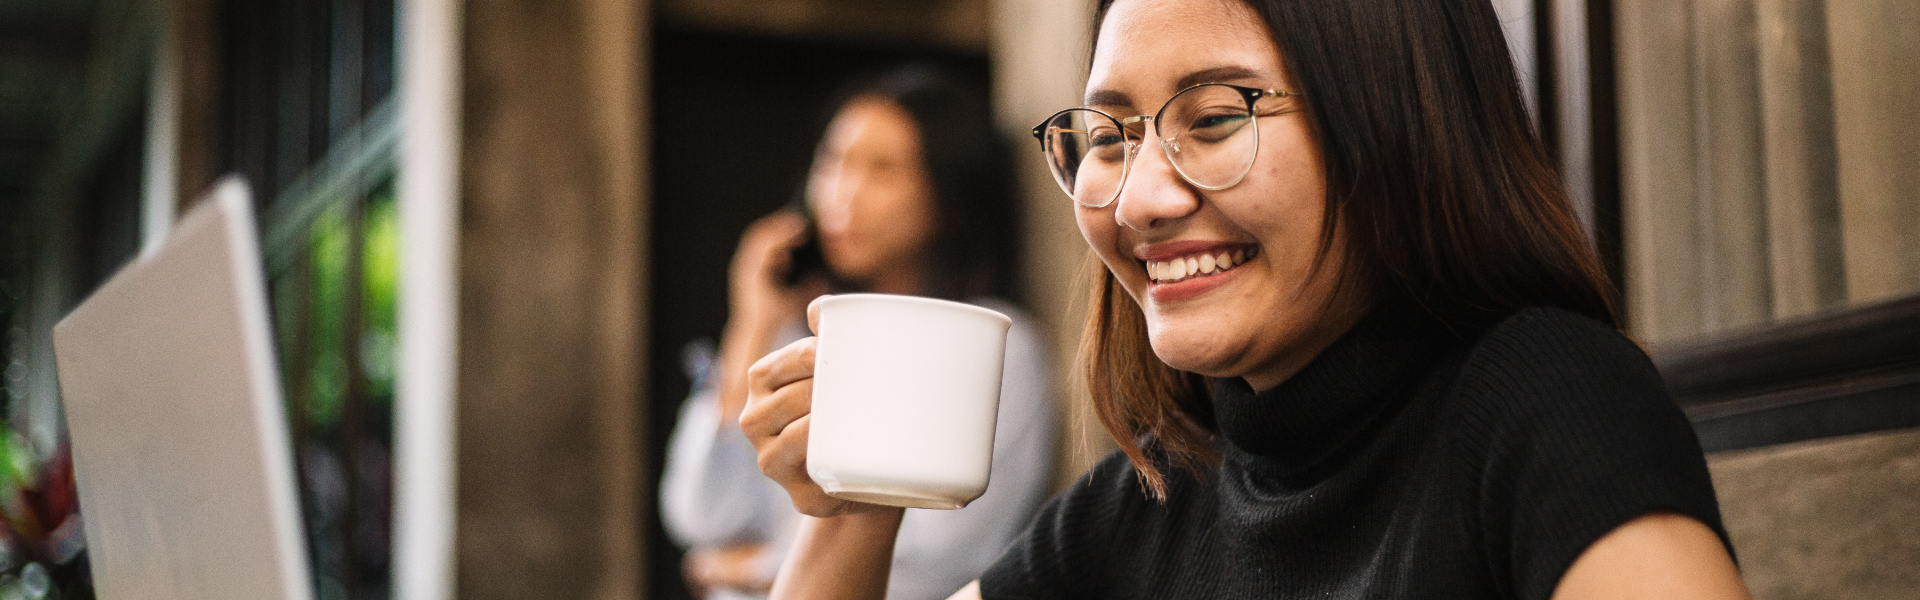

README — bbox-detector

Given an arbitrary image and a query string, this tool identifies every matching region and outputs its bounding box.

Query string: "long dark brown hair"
[1082,0,1618,499]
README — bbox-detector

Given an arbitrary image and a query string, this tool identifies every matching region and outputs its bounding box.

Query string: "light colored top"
[659,299,1059,600]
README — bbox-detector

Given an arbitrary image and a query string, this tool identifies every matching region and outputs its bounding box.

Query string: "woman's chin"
[1146,331,1244,379]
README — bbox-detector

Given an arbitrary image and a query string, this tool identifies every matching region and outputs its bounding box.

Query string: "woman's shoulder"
[1472,306,1639,358]
[1437,307,1724,599]
[1447,306,1676,429]
[1458,306,1657,389]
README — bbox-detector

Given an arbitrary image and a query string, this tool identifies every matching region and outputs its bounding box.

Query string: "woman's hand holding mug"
[739,298,890,518]
[742,294,1010,515]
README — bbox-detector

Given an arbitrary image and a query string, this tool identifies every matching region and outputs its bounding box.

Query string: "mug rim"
[816,293,1013,328]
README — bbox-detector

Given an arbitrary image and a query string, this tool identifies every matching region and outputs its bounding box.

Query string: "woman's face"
[807,96,936,288]
[1080,0,1363,391]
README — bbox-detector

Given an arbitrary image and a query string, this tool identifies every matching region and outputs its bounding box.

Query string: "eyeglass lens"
[1041,84,1261,207]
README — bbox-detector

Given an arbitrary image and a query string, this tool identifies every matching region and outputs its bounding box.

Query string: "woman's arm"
[683,542,776,596]
[768,511,908,600]
[1551,513,1751,600]
[738,302,906,600]
[717,211,822,425]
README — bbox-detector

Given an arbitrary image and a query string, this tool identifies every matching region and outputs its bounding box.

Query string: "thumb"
[806,295,830,334]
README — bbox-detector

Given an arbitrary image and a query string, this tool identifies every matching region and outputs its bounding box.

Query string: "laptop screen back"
[52,178,313,600]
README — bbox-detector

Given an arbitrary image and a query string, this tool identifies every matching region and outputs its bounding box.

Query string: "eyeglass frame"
[1031,82,1301,208]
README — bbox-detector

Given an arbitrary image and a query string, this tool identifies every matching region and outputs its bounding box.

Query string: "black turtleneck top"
[978,305,1729,600]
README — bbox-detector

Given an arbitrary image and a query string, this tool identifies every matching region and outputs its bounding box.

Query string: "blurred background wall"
[0,0,1914,599]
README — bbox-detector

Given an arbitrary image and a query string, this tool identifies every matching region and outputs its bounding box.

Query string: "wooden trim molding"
[1654,294,1920,452]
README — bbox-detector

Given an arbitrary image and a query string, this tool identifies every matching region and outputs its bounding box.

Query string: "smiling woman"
[1068,0,1611,501]
[735,0,1754,599]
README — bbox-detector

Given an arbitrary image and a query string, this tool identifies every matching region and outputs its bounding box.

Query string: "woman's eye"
[1084,131,1127,162]
[1187,112,1250,141]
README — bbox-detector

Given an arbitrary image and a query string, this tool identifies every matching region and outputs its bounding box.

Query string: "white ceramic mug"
[806,294,1012,510]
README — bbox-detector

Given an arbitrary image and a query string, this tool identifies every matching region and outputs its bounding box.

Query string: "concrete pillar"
[453,0,649,597]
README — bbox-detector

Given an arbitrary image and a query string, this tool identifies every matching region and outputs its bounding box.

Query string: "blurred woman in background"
[659,64,1057,600]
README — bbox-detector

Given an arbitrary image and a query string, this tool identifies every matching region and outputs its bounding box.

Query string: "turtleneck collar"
[1211,301,1462,475]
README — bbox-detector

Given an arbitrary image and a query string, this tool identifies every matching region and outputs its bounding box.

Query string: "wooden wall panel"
[1827,0,1920,305]
[1694,0,1772,330]
[1618,0,1706,343]
[1755,0,1844,319]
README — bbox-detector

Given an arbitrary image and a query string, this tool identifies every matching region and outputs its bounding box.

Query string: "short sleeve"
[657,386,793,548]
[979,450,1142,600]
[1456,308,1731,600]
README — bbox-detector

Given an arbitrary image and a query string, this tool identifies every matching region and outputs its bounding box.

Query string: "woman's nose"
[813,164,864,233]
[1112,133,1202,231]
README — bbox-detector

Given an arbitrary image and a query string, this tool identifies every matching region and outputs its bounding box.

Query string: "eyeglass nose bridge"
[1117,115,1157,147]
[1115,114,1191,174]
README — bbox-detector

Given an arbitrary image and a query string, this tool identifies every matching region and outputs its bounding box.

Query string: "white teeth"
[1145,248,1256,283]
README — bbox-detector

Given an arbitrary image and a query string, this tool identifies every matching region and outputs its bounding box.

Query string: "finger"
[754,412,809,477]
[746,211,809,251]
[754,414,846,517]
[807,295,829,334]
[769,211,809,244]
[754,412,820,497]
[683,553,715,593]
[738,377,814,442]
[746,337,816,393]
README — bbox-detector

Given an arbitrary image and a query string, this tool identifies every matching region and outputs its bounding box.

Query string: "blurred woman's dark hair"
[810,63,1019,302]
[1080,0,1620,499]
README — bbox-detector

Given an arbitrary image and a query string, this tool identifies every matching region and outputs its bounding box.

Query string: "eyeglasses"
[1032,83,1299,208]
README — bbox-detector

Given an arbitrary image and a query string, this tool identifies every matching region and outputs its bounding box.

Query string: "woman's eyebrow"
[1084,88,1130,109]
[1083,65,1269,109]
[1175,65,1264,90]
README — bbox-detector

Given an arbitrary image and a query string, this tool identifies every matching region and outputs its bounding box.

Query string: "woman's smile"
[1138,241,1261,302]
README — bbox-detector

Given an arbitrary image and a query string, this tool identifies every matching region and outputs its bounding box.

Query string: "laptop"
[52,177,314,600]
